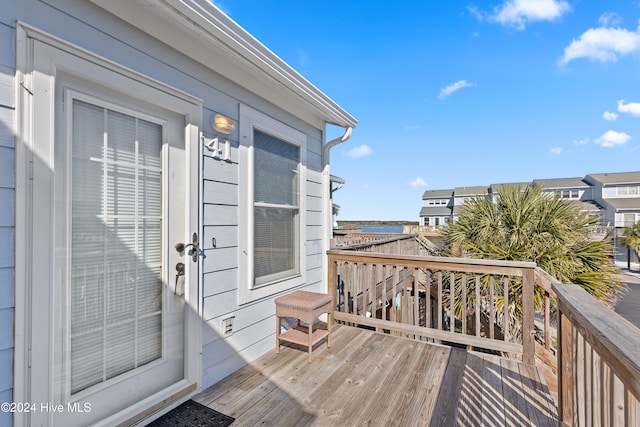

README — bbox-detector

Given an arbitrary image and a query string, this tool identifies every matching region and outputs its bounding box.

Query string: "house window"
[253,130,300,286]
[239,105,307,303]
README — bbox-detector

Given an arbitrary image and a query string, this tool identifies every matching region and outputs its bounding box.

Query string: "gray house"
[0,1,356,425]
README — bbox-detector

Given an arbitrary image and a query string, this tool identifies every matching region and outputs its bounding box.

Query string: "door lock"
[175,262,185,297]
[175,232,200,262]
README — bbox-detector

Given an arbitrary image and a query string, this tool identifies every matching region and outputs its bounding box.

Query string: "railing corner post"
[522,267,535,365]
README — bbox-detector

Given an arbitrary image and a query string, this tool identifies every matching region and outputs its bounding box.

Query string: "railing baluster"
[425,269,432,330]
[503,276,509,340]
[475,274,481,338]
[437,271,443,331]
[461,273,467,335]
[489,275,495,340]
[449,272,455,334]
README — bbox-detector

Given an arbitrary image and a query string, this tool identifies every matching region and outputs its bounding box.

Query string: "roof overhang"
[89,0,357,129]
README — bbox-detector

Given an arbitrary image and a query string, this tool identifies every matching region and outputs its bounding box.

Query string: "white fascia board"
[90,0,357,129]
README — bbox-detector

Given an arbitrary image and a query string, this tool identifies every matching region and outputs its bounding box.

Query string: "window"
[239,105,307,303]
[253,130,300,286]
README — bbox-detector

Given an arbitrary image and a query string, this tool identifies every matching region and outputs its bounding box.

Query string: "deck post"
[557,307,574,426]
[522,267,535,365]
[328,253,337,311]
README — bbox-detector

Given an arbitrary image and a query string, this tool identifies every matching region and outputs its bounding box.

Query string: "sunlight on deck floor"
[194,325,557,426]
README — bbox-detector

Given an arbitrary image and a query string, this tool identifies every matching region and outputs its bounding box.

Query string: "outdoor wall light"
[212,114,235,134]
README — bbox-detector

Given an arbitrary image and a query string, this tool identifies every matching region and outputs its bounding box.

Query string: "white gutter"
[322,126,353,167]
[322,126,353,294]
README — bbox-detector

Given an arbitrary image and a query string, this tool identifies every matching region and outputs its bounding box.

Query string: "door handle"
[175,232,199,262]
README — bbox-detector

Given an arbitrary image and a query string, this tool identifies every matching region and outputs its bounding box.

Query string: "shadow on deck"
[194,325,557,426]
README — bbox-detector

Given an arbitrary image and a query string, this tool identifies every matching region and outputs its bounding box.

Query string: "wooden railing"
[555,283,640,426]
[327,250,550,365]
[331,233,438,256]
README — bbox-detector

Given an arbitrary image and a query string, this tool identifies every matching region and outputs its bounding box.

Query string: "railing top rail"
[533,267,558,296]
[554,283,640,400]
[327,249,537,270]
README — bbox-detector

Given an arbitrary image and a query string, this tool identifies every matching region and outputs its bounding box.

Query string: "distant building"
[419,171,640,267]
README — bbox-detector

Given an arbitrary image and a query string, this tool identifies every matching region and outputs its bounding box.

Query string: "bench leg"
[276,316,280,354]
[308,322,313,363]
[327,311,332,349]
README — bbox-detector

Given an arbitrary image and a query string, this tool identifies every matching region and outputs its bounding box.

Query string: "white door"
[22,38,201,426]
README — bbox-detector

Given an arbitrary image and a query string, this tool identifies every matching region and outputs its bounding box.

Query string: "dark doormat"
[146,400,234,427]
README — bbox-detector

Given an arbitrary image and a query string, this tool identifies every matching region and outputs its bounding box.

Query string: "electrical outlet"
[221,315,235,337]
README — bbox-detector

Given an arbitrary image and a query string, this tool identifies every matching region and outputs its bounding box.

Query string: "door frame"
[14,23,203,426]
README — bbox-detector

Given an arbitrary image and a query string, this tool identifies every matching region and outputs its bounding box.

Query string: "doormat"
[146,400,234,427]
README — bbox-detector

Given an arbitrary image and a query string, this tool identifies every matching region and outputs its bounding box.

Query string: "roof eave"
[89,0,357,128]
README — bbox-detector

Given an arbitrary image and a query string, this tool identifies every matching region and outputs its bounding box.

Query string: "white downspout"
[321,126,353,293]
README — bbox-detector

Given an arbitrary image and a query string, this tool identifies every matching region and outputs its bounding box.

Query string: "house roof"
[89,0,357,129]
[532,177,589,189]
[603,198,640,211]
[489,182,530,193]
[454,186,488,196]
[569,200,602,212]
[422,189,454,199]
[420,206,451,216]
[584,171,640,186]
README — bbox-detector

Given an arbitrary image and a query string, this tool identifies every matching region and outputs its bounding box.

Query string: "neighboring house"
[452,186,489,221]
[419,189,453,227]
[0,1,356,426]
[584,172,640,228]
[488,181,529,202]
[418,172,640,268]
[533,177,602,219]
[584,172,640,268]
[330,175,346,228]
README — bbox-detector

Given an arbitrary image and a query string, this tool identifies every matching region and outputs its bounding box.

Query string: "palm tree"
[442,185,623,342]
[621,221,640,271]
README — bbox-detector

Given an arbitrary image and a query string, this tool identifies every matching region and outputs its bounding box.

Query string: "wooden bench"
[275,290,333,363]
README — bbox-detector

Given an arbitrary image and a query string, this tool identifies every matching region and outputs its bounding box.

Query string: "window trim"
[238,105,307,304]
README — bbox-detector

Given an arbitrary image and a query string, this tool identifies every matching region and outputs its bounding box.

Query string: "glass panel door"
[70,100,164,394]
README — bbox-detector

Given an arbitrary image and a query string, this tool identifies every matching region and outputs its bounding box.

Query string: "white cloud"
[491,0,571,30]
[618,100,640,116]
[598,12,622,28]
[594,130,631,148]
[550,147,563,155]
[439,80,474,100]
[572,138,589,145]
[408,177,428,188]
[560,26,640,65]
[346,144,372,158]
[603,111,618,121]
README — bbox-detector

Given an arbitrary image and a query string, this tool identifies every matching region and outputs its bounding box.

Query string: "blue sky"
[218,0,640,221]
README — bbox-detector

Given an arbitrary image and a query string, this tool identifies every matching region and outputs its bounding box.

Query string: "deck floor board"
[194,325,558,426]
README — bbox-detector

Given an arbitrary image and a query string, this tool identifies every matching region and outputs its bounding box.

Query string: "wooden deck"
[194,325,557,426]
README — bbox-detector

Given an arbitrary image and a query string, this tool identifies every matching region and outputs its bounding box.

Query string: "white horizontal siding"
[0,387,11,426]
[203,225,237,250]
[202,247,237,275]
[0,19,13,426]
[202,268,237,302]
[1,0,331,403]
[0,22,14,67]
[0,66,14,109]
[203,180,237,205]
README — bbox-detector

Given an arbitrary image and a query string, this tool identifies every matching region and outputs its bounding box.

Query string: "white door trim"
[14,22,203,426]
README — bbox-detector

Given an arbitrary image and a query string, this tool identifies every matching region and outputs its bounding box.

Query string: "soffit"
[89,0,357,129]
